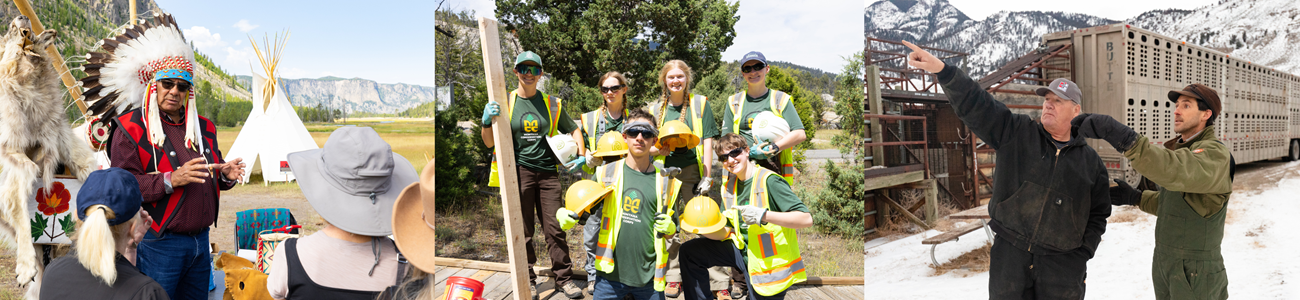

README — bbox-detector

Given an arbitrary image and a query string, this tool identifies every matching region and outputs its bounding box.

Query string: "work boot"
[530,280,539,300]
[560,281,584,299]
[665,282,682,298]
[586,280,595,295]
[729,283,744,299]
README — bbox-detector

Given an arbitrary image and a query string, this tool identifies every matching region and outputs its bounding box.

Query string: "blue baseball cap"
[76,168,143,226]
[740,51,767,66]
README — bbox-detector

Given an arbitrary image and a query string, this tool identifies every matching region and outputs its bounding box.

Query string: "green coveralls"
[1125,125,1231,300]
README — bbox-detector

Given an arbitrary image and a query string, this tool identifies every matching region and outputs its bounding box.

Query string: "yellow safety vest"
[721,167,806,296]
[727,91,795,185]
[579,106,629,175]
[488,91,563,187]
[593,159,681,291]
[650,94,709,178]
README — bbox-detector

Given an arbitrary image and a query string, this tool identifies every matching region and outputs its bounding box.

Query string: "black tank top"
[285,238,383,300]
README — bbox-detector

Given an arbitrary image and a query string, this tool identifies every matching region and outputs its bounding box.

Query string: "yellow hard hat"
[679,196,726,235]
[565,180,613,214]
[591,131,628,158]
[656,120,700,152]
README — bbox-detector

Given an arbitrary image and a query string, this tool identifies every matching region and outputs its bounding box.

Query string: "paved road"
[806,149,852,162]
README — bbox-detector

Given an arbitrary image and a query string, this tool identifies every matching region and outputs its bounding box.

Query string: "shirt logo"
[622,188,644,214]
[522,112,541,133]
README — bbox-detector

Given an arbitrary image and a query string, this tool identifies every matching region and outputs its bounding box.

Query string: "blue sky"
[938,0,1222,21]
[442,0,861,74]
[155,0,434,86]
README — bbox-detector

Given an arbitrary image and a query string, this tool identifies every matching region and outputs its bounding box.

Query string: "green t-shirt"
[656,101,720,169]
[720,90,805,147]
[580,109,625,153]
[734,173,809,237]
[510,92,578,171]
[601,163,660,287]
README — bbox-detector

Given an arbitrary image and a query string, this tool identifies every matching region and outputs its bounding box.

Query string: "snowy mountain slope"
[867,0,1300,78]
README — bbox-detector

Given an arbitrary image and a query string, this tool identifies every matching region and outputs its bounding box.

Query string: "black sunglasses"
[717,147,745,162]
[515,65,543,76]
[740,62,766,74]
[624,127,657,139]
[600,85,625,93]
[159,80,191,92]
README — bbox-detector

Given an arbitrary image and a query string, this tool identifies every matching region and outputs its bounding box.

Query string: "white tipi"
[225,31,318,184]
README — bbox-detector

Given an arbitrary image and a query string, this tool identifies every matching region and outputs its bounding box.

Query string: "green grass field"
[215,120,433,176]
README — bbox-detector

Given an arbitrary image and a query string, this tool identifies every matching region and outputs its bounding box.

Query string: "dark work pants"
[989,236,1088,300]
[680,238,787,300]
[518,166,573,286]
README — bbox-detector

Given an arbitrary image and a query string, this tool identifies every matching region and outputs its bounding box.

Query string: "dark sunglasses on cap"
[600,85,625,94]
[515,64,543,76]
[740,62,766,74]
[159,80,191,92]
[624,127,657,139]
[717,147,745,162]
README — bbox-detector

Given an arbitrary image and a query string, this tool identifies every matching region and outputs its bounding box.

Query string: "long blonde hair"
[74,205,138,286]
[657,60,694,123]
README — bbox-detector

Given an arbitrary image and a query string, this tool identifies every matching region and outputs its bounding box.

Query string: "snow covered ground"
[863,161,1300,299]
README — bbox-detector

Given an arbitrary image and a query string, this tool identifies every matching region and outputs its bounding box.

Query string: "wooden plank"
[452,268,480,278]
[921,222,984,245]
[478,17,530,300]
[949,204,990,219]
[436,256,512,272]
[866,65,885,167]
[863,170,925,191]
[879,193,931,230]
[470,269,496,281]
[804,276,866,285]
[434,267,463,285]
[799,285,837,299]
[480,272,514,300]
[829,286,866,300]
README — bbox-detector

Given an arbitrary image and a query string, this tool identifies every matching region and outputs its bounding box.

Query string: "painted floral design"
[36,182,70,216]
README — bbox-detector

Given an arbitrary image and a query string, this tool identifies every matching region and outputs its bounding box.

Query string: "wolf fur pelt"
[0,15,97,298]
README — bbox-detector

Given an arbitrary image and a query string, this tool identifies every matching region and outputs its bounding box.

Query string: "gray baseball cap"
[1035,78,1083,104]
[288,127,419,236]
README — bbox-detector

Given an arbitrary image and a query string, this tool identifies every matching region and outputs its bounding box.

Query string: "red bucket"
[441,276,485,300]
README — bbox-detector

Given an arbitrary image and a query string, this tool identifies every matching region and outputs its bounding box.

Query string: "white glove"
[734,205,767,225]
[695,177,713,196]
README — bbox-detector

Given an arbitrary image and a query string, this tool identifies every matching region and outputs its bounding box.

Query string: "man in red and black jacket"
[109,66,246,300]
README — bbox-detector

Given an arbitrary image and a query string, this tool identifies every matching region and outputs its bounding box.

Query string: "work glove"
[749,143,776,160]
[695,177,713,196]
[481,102,500,126]
[734,205,767,225]
[663,167,682,178]
[1072,113,1138,152]
[723,209,747,231]
[565,156,587,173]
[557,208,579,231]
[654,211,676,236]
[1109,179,1141,206]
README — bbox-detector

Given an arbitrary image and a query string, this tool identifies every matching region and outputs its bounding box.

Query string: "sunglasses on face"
[741,62,766,74]
[515,65,543,76]
[159,80,191,92]
[600,85,625,94]
[717,147,744,162]
[624,127,657,140]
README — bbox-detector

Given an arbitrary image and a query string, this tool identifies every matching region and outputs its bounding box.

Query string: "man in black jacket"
[903,41,1110,299]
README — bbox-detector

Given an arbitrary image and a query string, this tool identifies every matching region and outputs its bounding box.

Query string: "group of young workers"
[480,50,813,300]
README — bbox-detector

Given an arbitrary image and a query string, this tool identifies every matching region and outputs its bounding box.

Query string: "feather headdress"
[79,13,202,153]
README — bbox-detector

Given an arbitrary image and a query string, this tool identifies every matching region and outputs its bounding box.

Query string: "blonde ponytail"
[74,205,134,286]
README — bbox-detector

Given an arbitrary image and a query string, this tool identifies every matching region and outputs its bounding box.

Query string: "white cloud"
[225,46,257,72]
[184,26,227,53]
[724,0,860,73]
[233,20,259,33]
[235,40,243,46]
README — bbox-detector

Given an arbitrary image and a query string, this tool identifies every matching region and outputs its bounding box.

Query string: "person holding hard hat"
[579,71,632,174]
[645,59,729,298]
[680,133,812,300]
[722,51,807,185]
[557,109,682,300]
[480,51,584,299]
[574,131,632,295]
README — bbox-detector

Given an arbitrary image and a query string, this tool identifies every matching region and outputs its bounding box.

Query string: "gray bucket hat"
[287,127,418,236]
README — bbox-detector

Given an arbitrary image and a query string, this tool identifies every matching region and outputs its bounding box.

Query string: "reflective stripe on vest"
[651,94,708,178]
[727,91,795,185]
[593,159,679,291]
[719,166,806,296]
[488,91,562,187]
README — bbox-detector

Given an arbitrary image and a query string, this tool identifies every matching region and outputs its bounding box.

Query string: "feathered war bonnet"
[78,13,204,154]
